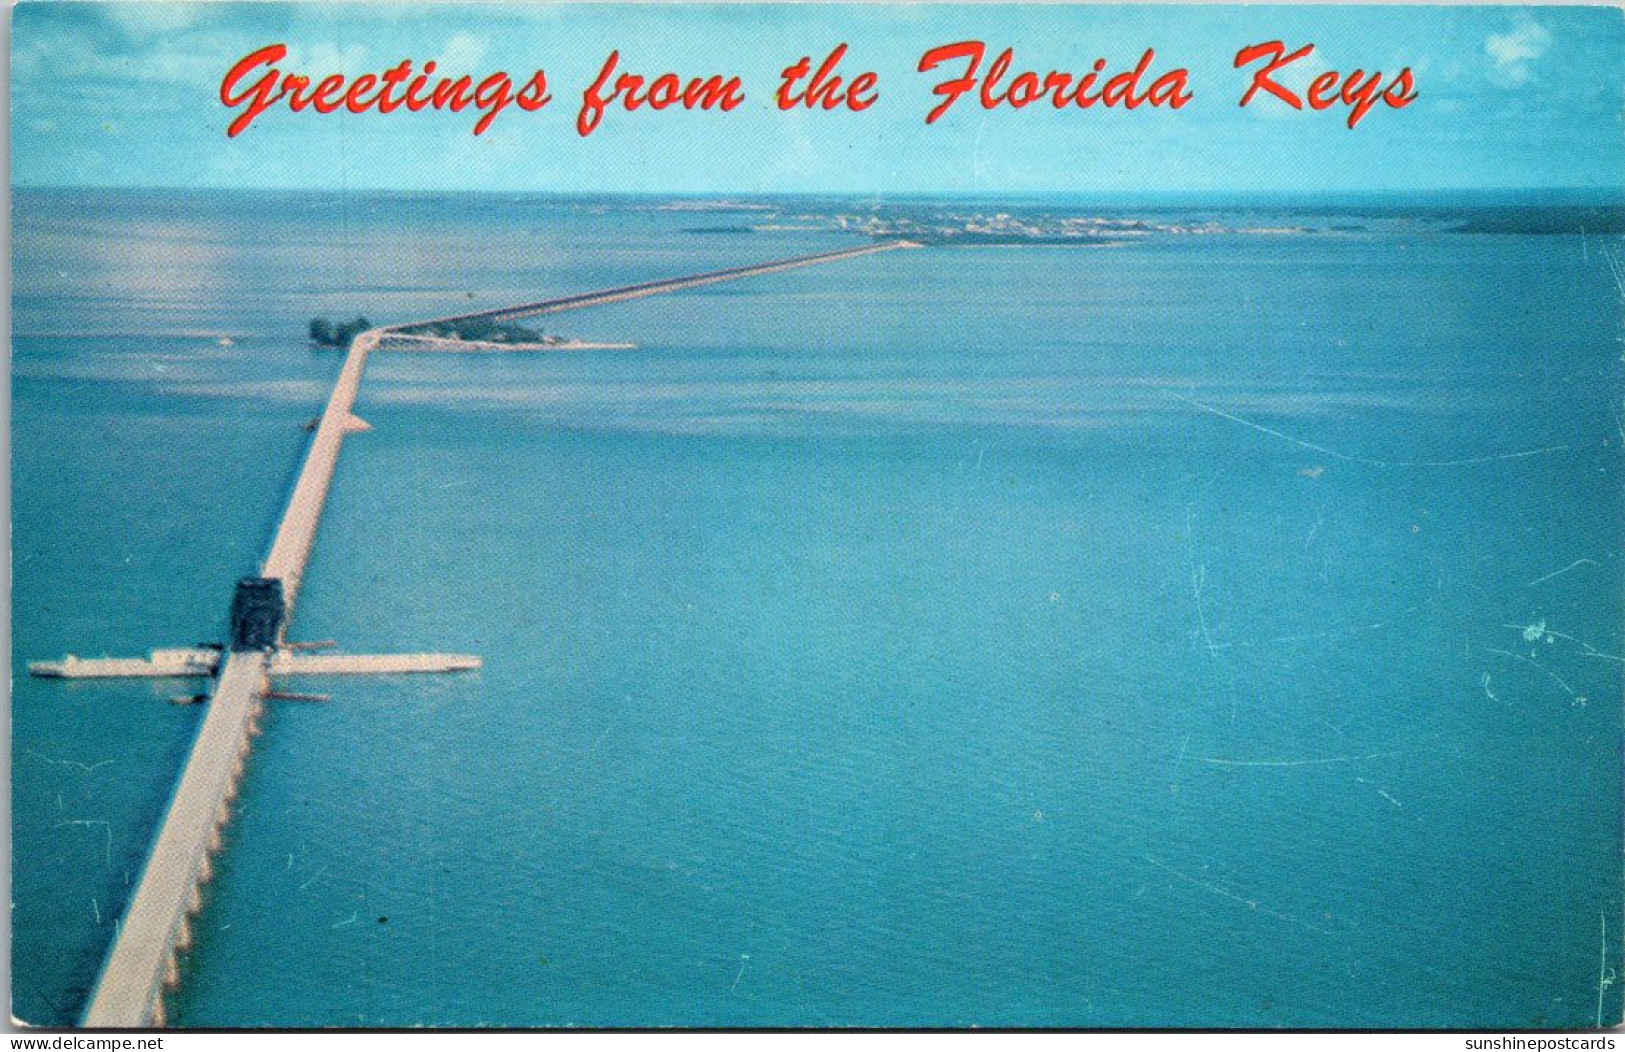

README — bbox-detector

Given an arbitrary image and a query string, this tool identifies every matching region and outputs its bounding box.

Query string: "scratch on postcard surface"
[1185,507,1216,654]
[1190,563,1216,654]
[1185,506,1242,724]
[1160,389,1568,468]
[1172,731,1192,783]
[57,820,112,866]
[1526,559,1598,587]
[1599,911,1617,1027]
[1503,622,1624,663]
[1194,746,1417,769]
[1602,241,1625,305]
[1144,855,1333,936]
[1478,646,1581,701]
[1354,775,1406,809]
[299,863,330,891]
[1203,616,1398,652]
[586,724,616,759]
[26,749,114,774]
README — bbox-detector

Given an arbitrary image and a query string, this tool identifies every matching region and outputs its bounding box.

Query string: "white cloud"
[752,111,836,190]
[1485,18,1552,86]
[302,42,372,76]
[102,3,202,41]
[439,32,488,70]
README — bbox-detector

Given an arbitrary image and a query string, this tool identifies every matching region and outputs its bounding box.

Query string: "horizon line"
[13,183,1625,199]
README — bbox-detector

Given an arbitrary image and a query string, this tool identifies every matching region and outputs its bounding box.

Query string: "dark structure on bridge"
[229,577,285,651]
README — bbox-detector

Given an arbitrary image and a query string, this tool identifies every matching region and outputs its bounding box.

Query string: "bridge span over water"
[60,239,918,1027]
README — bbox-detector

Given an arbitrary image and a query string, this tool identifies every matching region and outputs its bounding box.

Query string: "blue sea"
[11,189,1623,1028]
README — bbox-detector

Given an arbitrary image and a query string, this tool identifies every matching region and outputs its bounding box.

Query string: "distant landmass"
[1452,205,1625,235]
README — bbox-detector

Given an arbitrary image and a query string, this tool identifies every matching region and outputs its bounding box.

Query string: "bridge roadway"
[80,239,917,1027]
[81,326,387,1028]
[398,239,917,333]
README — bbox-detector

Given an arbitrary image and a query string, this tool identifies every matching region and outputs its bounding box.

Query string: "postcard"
[9,0,1624,1031]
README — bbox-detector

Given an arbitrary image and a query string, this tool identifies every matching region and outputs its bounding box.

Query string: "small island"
[309,314,633,353]
[307,316,373,347]
[391,315,635,352]
[401,317,557,344]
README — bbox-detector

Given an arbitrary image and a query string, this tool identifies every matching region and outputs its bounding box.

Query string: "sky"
[11,2,1625,193]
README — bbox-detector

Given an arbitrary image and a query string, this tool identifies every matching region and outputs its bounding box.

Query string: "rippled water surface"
[12,190,1623,1027]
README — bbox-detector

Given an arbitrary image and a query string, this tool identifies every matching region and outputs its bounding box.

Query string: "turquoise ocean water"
[11,189,1623,1027]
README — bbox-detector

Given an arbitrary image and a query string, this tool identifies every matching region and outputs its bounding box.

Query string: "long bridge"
[51,239,918,1028]
[395,240,915,334]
